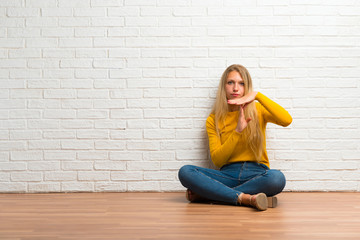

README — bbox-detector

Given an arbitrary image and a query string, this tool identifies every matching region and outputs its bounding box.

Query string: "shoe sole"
[254,193,268,211]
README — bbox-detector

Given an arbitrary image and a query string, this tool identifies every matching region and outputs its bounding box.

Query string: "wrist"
[253,91,259,100]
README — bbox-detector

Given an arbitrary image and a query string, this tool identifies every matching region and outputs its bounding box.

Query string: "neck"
[228,105,240,112]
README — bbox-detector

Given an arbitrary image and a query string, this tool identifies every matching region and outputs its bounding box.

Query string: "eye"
[240,82,245,86]
[227,81,234,85]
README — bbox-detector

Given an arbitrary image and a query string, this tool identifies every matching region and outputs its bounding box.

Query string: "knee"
[178,165,195,182]
[266,170,286,196]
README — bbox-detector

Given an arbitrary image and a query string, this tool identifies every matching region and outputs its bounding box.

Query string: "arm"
[206,115,242,168]
[255,92,292,126]
[227,91,292,127]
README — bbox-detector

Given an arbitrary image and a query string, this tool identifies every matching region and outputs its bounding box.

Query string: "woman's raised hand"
[235,104,251,133]
[227,91,257,106]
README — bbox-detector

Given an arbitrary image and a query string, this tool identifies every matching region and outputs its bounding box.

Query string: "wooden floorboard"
[0,192,359,239]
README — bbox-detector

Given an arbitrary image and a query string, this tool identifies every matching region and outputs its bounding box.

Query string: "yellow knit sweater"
[206,92,292,168]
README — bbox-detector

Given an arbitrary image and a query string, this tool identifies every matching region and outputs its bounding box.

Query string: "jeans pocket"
[259,163,270,170]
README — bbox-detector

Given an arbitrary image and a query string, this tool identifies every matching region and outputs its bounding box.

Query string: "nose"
[233,83,239,92]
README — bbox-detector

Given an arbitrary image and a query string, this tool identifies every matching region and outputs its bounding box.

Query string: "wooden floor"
[0,192,359,240]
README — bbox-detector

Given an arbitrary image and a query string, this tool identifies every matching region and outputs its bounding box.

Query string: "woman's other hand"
[227,91,257,106]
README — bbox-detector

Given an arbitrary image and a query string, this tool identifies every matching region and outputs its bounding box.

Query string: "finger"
[246,118,252,123]
[227,99,242,105]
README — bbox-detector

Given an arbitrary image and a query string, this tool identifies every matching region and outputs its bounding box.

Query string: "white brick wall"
[0,1,359,193]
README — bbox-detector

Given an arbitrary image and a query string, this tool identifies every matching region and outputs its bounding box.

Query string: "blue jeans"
[178,162,286,205]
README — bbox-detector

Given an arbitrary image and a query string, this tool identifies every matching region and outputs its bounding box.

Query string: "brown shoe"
[186,189,205,202]
[249,193,268,211]
[267,196,278,208]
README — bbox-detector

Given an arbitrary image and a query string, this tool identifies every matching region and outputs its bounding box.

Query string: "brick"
[111,109,143,119]
[62,162,93,170]
[144,129,175,139]
[94,120,126,129]
[28,140,61,150]
[94,161,126,170]
[43,109,76,119]
[140,27,173,37]
[144,171,175,180]
[74,8,106,17]
[78,171,110,181]
[0,120,26,129]
[10,110,41,119]
[95,182,127,192]
[126,141,160,150]
[110,152,142,161]
[61,80,93,89]
[127,161,160,171]
[143,151,175,161]
[0,162,26,170]
[59,18,90,27]
[0,59,26,68]
[160,181,184,191]
[42,8,72,17]
[60,59,92,68]
[110,69,142,79]
[59,0,90,7]
[28,162,60,171]
[77,130,108,139]
[91,0,123,7]
[0,183,26,193]
[95,141,125,150]
[61,120,93,129]
[43,70,74,79]
[0,130,8,140]
[0,18,24,28]
[42,28,74,37]
[125,17,157,27]
[77,110,108,119]
[10,130,42,140]
[10,151,42,161]
[127,181,160,191]
[45,151,75,160]
[77,151,108,160]
[144,109,176,119]
[92,18,124,27]
[9,49,41,58]
[124,0,156,6]
[160,140,194,150]
[61,182,94,192]
[29,183,61,192]
[109,49,140,58]
[10,89,42,99]
[77,90,109,99]
[94,79,126,89]
[127,99,159,108]
[110,129,142,139]
[7,27,40,37]
[61,140,94,150]
[59,38,92,48]
[11,172,42,182]
[94,99,126,109]
[160,119,193,129]
[127,119,159,129]
[108,28,139,37]
[111,171,143,181]
[43,130,76,139]
[144,88,175,98]
[94,38,125,47]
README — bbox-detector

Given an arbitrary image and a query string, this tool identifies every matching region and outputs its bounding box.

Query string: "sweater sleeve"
[206,115,243,168]
[255,92,292,127]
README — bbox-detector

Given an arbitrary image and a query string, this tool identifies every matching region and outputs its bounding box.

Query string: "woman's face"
[225,70,245,100]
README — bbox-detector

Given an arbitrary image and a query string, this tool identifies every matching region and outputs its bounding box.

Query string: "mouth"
[231,94,239,97]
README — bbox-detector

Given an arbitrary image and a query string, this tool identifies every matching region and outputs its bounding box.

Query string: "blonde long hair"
[211,64,263,160]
